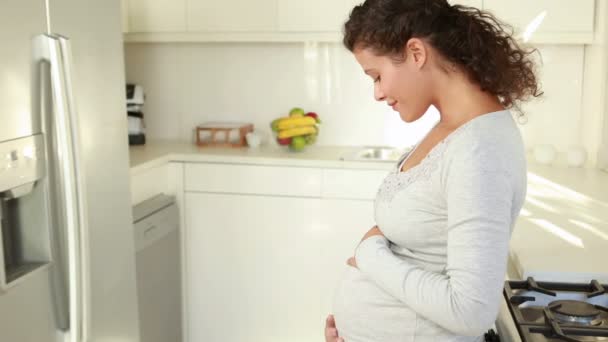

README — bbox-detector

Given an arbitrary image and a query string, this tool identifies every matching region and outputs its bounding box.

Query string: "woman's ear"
[404,38,428,68]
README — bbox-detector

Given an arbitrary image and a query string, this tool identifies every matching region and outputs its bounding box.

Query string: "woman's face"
[353,39,435,123]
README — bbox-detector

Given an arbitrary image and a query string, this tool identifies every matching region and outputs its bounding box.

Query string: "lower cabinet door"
[184,192,374,342]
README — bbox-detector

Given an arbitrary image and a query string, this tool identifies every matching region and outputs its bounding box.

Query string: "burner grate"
[504,278,608,342]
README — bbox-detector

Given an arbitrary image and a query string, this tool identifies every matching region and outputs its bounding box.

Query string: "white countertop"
[511,162,608,283]
[129,140,396,174]
[129,141,608,282]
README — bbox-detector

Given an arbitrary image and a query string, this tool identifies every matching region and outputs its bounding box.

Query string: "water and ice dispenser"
[0,135,52,290]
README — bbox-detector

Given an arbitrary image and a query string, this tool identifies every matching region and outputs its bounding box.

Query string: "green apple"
[270,119,281,132]
[289,107,305,117]
[304,134,317,145]
[289,136,307,151]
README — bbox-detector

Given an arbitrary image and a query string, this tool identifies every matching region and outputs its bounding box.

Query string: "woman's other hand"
[346,257,358,269]
[325,315,345,342]
[346,225,385,269]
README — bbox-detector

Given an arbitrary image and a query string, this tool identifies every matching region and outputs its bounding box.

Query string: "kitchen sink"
[341,146,410,162]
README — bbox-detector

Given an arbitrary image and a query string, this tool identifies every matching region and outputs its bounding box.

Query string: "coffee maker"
[126,83,145,145]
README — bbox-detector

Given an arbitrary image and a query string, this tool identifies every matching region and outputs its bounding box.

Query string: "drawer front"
[131,164,170,205]
[322,169,388,200]
[185,163,322,197]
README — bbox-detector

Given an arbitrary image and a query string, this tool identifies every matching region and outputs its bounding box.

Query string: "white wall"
[586,0,608,170]
[518,46,585,152]
[124,42,590,153]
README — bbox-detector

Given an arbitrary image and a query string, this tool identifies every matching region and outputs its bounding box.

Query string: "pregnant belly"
[332,267,482,342]
[332,266,417,342]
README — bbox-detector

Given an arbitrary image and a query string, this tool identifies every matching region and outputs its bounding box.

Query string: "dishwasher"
[133,194,182,342]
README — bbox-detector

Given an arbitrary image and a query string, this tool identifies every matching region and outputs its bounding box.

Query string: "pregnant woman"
[325,0,541,341]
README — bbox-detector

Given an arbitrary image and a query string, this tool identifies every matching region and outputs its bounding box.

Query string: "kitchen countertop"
[129,140,608,282]
[129,140,397,174]
[511,162,608,283]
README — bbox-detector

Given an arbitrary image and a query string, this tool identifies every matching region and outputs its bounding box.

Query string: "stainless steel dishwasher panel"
[133,194,182,342]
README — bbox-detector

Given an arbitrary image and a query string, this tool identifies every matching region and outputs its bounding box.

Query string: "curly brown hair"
[343,0,542,111]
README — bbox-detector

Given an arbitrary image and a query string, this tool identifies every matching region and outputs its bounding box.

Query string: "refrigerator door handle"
[41,33,86,342]
[56,34,90,342]
[34,33,70,333]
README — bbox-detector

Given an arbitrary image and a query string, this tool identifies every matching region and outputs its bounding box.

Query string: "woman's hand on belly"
[324,315,345,342]
[346,256,358,269]
[346,226,386,269]
[359,225,385,243]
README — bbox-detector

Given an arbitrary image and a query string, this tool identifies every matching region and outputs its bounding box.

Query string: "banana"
[278,126,317,139]
[277,116,316,130]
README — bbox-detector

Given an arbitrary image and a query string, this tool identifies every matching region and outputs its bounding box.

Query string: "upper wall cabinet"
[123,0,596,44]
[126,0,186,32]
[277,0,360,32]
[483,0,596,44]
[187,0,277,32]
[449,0,483,9]
[121,0,128,33]
[276,0,482,33]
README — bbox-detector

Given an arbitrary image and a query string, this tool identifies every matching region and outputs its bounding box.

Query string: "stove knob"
[484,329,500,342]
[6,150,18,169]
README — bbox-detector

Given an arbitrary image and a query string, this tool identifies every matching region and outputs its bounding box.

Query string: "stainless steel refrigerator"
[0,1,140,341]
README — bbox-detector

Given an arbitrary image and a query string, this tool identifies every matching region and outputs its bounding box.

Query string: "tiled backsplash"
[124,42,586,152]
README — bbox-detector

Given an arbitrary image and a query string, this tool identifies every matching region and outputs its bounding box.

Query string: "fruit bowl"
[270,107,321,152]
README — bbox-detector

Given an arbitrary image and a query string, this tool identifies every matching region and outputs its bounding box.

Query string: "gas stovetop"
[504,278,608,341]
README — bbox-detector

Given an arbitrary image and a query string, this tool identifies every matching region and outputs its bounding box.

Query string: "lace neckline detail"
[376,111,509,203]
[394,110,508,176]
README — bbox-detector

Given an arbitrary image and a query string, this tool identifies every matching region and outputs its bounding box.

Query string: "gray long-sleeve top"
[333,110,527,341]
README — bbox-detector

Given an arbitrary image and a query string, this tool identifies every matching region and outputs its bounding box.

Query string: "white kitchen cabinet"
[278,0,360,32]
[184,163,322,197]
[123,0,595,43]
[449,0,482,9]
[130,163,170,205]
[277,0,482,33]
[121,0,129,33]
[184,192,374,342]
[317,198,376,317]
[322,168,387,200]
[125,0,186,32]
[187,0,278,32]
[483,0,595,44]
